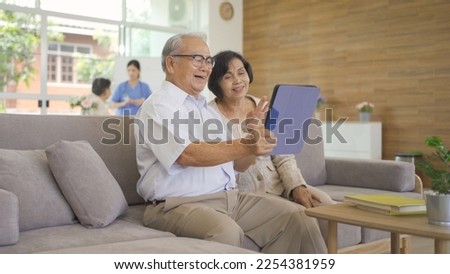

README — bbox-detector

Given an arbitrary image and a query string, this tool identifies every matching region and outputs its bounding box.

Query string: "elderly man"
[134,32,326,254]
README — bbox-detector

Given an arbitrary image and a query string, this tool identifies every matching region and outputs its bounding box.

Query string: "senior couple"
[135,32,334,254]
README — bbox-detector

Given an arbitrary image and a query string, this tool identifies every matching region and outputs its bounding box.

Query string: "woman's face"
[104,87,111,99]
[219,58,250,101]
[127,64,140,81]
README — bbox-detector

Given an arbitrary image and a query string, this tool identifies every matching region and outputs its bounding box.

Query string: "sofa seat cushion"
[0,218,174,254]
[314,185,422,203]
[118,204,146,225]
[38,237,256,254]
[46,140,128,228]
[0,149,77,232]
[0,189,19,246]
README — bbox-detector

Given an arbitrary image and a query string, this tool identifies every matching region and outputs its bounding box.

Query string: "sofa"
[0,113,421,254]
[0,113,253,254]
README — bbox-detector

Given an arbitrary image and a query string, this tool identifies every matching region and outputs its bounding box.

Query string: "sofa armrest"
[325,157,416,192]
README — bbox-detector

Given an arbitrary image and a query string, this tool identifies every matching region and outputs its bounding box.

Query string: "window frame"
[0,0,202,114]
[47,42,93,84]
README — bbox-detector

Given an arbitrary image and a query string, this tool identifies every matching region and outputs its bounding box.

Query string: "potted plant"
[415,136,450,226]
[355,101,374,122]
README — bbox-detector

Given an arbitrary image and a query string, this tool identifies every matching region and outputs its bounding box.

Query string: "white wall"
[203,0,243,99]
[207,0,243,55]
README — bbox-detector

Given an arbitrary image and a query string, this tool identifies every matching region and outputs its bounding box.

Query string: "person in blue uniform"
[111,59,152,116]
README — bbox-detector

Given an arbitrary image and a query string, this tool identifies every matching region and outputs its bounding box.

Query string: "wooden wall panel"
[243,0,450,187]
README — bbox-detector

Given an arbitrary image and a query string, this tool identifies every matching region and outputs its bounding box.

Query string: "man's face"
[167,37,212,96]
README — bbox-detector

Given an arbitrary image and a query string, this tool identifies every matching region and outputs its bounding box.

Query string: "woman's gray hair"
[161,32,207,72]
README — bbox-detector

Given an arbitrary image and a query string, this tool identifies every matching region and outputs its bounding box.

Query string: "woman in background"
[81,77,111,115]
[111,59,152,116]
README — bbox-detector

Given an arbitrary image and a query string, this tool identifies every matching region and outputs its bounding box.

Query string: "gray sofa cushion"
[0,218,175,254]
[0,189,19,246]
[295,123,327,186]
[46,140,128,228]
[0,149,77,231]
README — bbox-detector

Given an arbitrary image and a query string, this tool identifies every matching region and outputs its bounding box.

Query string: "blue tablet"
[265,84,320,155]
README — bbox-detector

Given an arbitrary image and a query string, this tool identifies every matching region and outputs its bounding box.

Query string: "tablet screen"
[265,84,320,154]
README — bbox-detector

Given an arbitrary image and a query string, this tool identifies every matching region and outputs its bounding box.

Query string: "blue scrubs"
[111,81,152,115]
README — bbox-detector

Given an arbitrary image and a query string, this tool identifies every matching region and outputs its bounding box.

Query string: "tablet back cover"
[265,84,320,155]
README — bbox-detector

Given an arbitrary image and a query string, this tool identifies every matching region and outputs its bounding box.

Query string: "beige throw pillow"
[45,140,128,228]
[0,149,77,231]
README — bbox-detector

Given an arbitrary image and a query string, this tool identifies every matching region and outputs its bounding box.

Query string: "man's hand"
[240,96,277,156]
[292,186,322,208]
[242,121,276,156]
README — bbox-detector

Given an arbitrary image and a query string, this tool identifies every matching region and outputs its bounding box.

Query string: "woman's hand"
[243,96,269,133]
[292,186,322,208]
[246,96,269,122]
[129,98,146,106]
[121,98,131,107]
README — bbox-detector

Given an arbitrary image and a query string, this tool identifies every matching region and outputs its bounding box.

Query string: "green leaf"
[418,136,450,194]
[425,136,443,148]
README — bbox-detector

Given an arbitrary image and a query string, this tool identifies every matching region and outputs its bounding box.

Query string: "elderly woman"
[208,50,334,209]
[82,77,112,115]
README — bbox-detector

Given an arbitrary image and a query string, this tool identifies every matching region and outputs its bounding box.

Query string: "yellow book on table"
[354,204,426,215]
[344,194,426,214]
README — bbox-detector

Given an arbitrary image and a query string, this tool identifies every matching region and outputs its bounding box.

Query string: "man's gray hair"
[161,32,207,72]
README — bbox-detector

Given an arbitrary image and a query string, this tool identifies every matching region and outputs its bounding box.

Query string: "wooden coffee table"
[305,203,450,254]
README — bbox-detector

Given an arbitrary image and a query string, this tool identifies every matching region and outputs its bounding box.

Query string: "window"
[47,43,92,84]
[125,28,174,57]
[126,0,193,29]
[40,0,122,21]
[0,0,206,114]
[61,56,73,83]
[47,55,57,81]
[77,46,90,54]
[0,0,35,7]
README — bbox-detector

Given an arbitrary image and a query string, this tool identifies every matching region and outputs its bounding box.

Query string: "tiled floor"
[411,236,450,254]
